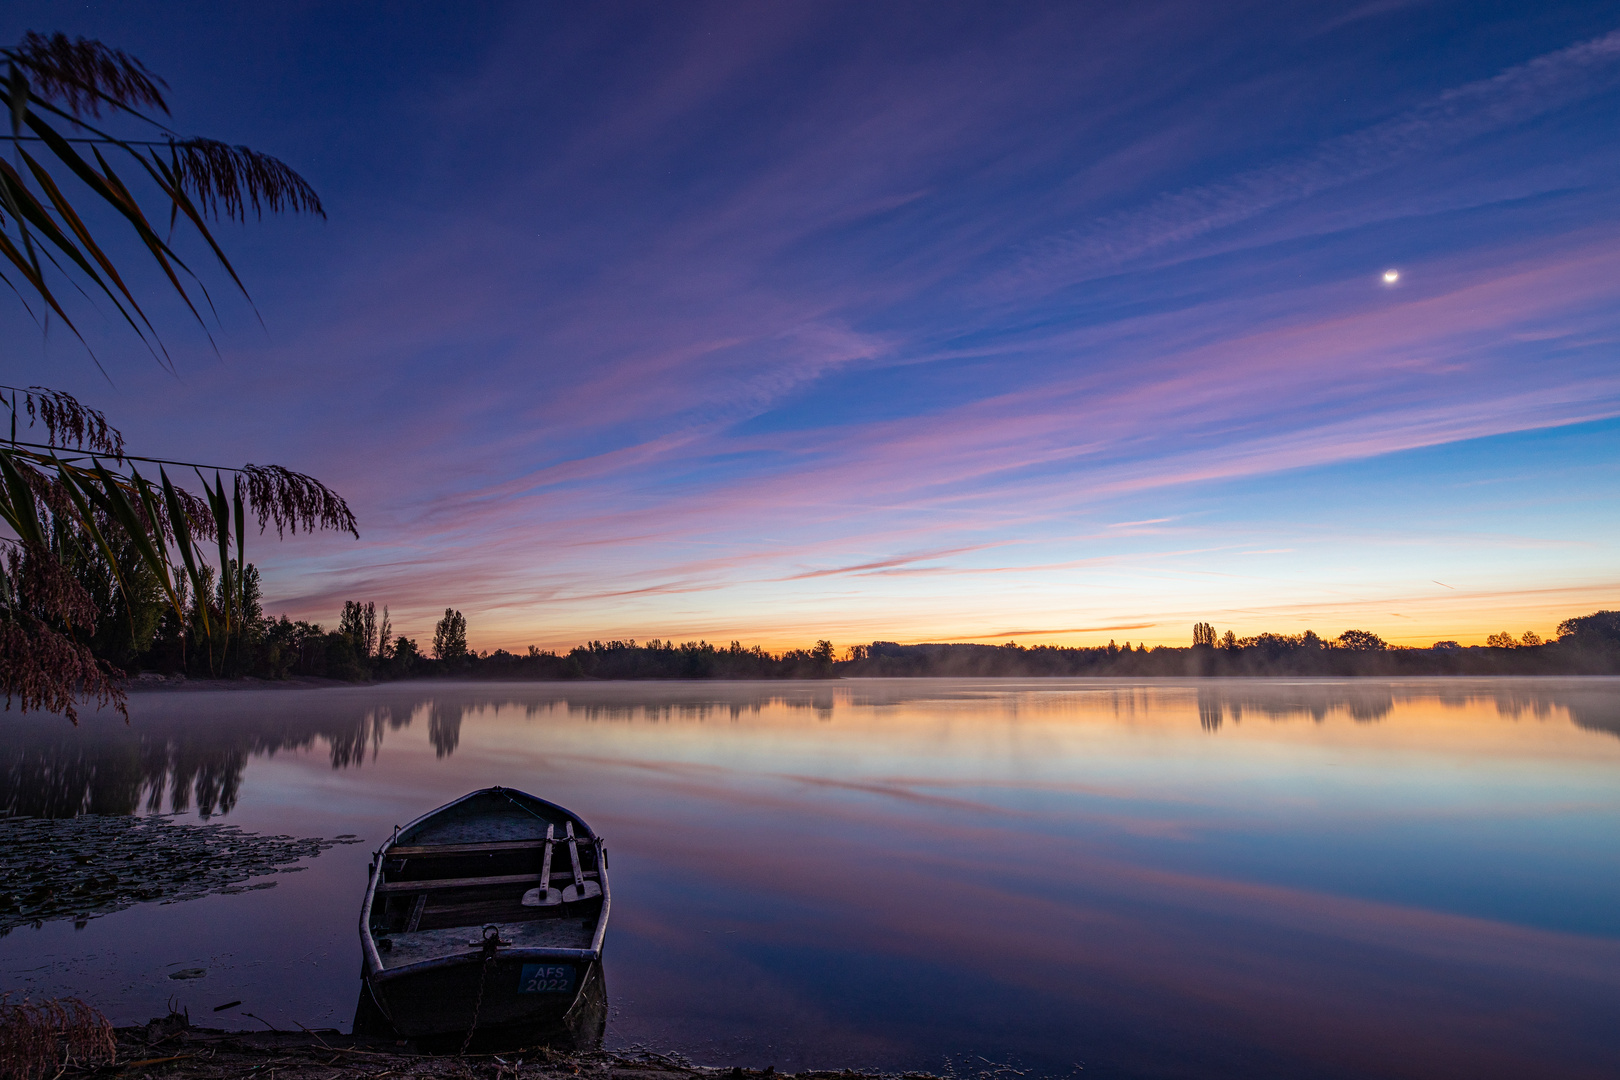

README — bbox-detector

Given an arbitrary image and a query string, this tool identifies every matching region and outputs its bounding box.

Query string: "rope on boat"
[459,926,501,1055]
[497,789,554,824]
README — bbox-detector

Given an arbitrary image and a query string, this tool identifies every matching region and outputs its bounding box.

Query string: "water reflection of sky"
[3,679,1618,1079]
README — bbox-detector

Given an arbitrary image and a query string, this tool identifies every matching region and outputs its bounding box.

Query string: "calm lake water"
[3,678,1619,1079]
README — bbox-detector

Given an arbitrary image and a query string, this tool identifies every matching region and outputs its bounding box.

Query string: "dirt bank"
[69,1018,926,1080]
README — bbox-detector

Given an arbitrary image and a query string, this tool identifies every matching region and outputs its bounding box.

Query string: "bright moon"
[1383,269,1400,283]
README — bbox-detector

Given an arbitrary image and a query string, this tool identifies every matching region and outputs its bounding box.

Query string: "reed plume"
[243,464,358,537]
[8,386,125,457]
[168,139,325,221]
[8,32,169,117]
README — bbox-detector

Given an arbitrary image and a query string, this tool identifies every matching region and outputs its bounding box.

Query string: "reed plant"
[0,35,357,718]
[0,388,358,717]
[0,996,115,1080]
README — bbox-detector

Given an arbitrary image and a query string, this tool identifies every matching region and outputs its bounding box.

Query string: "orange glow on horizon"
[462,591,1609,656]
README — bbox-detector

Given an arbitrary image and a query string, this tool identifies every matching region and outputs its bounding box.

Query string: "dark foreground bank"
[73,1018,922,1080]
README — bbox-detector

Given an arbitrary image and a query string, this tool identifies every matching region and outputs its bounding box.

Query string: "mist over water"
[2,679,1618,1079]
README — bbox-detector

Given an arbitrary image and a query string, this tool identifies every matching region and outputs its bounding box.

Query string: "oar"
[561,821,601,903]
[520,824,563,907]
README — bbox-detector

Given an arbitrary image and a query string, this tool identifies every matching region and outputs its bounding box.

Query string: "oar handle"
[539,823,555,886]
[565,821,584,890]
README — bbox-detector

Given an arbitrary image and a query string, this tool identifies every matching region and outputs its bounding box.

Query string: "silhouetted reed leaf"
[50,464,138,634]
[0,158,104,286]
[0,452,46,547]
[0,228,73,330]
[87,461,183,619]
[159,467,210,641]
[233,475,246,597]
[19,149,155,340]
[89,146,205,325]
[204,470,233,635]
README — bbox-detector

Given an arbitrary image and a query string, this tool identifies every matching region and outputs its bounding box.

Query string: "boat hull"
[361,956,606,1048]
[357,787,611,1050]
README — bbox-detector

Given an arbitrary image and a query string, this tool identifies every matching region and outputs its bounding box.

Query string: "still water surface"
[3,678,1619,1079]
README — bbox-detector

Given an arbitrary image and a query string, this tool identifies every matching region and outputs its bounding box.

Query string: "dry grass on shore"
[0,997,115,1080]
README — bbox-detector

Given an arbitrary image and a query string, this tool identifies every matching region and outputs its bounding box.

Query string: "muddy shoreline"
[76,1019,923,1080]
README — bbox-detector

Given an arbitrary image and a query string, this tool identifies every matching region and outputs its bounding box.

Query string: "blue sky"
[2,1,1618,650]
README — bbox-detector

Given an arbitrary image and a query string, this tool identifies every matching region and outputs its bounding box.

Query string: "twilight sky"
[3,0,1619,652]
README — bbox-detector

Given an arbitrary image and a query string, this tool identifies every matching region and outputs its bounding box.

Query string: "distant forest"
[121,587,1620,682]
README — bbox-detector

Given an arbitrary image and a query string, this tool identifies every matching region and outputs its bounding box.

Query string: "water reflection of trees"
[1547,687,1620,739]
[4,680,1616,817]
[428,701,463,758]
[0,689,812,818]
[1196,686,1396,730]
[1,701,417,818]
[559,692,838,724]
[0,685,865,818]
[1192,682,1620,740]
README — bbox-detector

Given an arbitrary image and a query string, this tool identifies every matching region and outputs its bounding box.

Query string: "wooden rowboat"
[357,787,610,1047]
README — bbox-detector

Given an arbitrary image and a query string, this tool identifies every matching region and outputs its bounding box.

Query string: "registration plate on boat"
[518,963,576,994]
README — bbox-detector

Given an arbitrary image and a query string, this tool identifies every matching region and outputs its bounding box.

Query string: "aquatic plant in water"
[0,814,362,933]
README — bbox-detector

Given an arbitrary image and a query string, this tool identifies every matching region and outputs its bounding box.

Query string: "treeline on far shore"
[130,600,1620,682]
[838,619,1620,678]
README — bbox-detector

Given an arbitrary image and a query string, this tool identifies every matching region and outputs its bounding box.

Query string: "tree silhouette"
[433,609,467,662]
[1557,611,1620,642]
[338,601,378,657]
[1336,630,1387,651]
